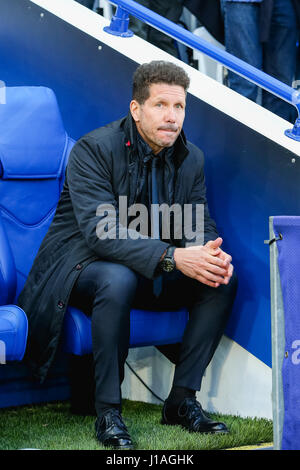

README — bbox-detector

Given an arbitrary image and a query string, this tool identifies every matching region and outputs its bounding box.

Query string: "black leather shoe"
[95,408,134,449]
[161,397,229,434]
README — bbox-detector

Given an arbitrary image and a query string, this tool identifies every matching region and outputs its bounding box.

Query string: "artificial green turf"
[0,400,273,450]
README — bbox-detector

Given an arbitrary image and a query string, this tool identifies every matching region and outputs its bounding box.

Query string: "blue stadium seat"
[0,86,188,367]
[63,306,188,355]
[0,174,27,361]
[0,86,73,363]
[0,305,27,362]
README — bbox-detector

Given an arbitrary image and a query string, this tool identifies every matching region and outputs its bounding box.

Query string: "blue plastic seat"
[0,182,27,361]
[0,305,28,362]
[0,86,188,365]
[0,86,73,362]
[63,306,188,355]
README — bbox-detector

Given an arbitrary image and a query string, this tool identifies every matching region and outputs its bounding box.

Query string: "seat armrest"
[0,215,17,305]
[0,305,28,361]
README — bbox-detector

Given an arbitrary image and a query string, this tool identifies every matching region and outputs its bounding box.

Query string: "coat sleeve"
[66,136,169,280]
[180,148,219,247]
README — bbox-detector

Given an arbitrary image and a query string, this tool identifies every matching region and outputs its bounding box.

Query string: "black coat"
[292,0,300,28]
[18,113,219,383]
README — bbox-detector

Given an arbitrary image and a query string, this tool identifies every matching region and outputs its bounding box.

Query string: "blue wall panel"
[185,97,300,367]
[1,0,300,379]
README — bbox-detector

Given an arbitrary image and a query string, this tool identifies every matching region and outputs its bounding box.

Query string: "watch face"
[163,259,175,272]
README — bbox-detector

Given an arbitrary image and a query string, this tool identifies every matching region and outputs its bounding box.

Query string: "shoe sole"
[98,441,134,450]
[110,444,134,450]
[161,418,229,434]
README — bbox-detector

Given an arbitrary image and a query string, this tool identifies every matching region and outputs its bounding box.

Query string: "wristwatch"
[160,246,176,272]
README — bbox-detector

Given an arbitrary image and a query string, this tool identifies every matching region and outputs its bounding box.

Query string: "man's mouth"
[158,125,178,133]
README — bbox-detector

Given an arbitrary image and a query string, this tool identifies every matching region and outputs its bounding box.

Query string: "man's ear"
[130,100,140,122]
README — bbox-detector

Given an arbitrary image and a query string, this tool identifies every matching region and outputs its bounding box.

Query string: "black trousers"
[69,260,237,415]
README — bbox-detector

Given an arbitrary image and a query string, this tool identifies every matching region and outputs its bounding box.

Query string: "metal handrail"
[103,0,300,141]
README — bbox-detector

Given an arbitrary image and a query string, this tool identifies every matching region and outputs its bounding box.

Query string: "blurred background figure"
[221,0,300,123]
[75,0,95,9]
[130,0,184,58]
[183,0,224,44]
[75,0,186,59]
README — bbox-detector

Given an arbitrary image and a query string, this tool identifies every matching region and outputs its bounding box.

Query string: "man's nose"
[165,107,176,122]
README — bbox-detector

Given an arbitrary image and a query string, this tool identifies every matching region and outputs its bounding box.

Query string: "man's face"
[130,83,186,154]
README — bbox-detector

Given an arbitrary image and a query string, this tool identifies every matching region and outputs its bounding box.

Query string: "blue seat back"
[0,87,74,303]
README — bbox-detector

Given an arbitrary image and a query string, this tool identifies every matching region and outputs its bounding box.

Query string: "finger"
[218,250,232,265]
[206,247,222,257]
[199,269,227,285]
[223,264,234,284]
[206,252,229,269]
[205,237,223,250]
[227,263,234,277]
[205,262,228,276]
[195,274,220,288]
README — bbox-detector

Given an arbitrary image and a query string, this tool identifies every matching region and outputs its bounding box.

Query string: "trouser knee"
[92,262,139,307]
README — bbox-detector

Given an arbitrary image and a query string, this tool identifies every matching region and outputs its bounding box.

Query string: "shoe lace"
[178,398,205,428]
[99,408,129,435]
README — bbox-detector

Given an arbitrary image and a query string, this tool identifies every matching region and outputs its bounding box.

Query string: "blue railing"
[103,0,300,142]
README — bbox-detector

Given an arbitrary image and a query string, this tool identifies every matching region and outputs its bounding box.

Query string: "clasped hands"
[174,237,233,288]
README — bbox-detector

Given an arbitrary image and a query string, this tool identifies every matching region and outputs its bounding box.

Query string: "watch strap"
[164,246,176,261]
